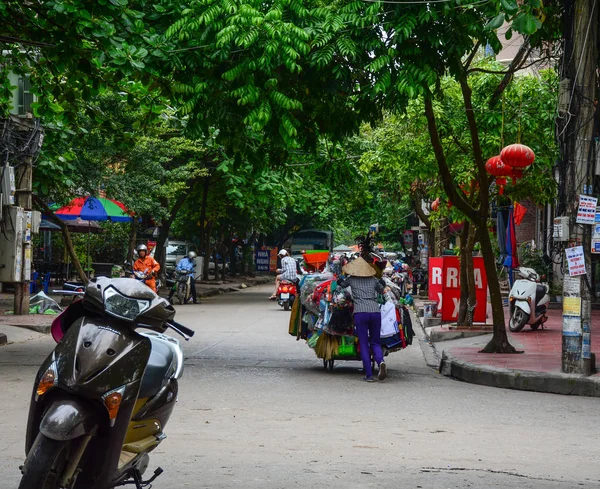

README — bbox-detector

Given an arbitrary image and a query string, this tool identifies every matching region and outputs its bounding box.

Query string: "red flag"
[513,202,527,226]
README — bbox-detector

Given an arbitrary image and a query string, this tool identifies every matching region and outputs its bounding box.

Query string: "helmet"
[136,244,148,253]
[278,249,288,257]
[188,251,197,260]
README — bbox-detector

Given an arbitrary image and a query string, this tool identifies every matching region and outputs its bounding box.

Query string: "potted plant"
[550,281,563,303]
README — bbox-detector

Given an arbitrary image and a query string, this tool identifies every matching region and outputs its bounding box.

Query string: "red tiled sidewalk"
[447,308,600,376]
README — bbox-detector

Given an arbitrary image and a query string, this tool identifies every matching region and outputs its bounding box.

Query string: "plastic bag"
[29,292,62,314]
[380,301,399,338]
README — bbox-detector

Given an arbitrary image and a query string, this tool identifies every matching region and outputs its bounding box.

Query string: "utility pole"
[13,151,32,315]
[560,0,598,374]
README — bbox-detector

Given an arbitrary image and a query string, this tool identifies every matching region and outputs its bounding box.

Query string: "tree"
[360,66,558,331]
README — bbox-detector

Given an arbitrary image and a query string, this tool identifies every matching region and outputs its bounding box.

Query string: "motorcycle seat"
[139,336,175,398]
[535,284,546,304]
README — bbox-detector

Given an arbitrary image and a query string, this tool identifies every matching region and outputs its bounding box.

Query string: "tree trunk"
[465,226,477,326]
[126,217,138,265]
[457,222,470,326]
[479,221,517,353]
[203,221,213,280]
[199,176,210,278]
[457,223,477,327]
[33,196,88,284]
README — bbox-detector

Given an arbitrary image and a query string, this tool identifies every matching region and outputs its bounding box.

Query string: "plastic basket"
[303,251,330,272]
[337,335,357,357]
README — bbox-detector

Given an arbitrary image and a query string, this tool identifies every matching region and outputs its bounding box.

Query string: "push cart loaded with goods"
[288,261,414,371]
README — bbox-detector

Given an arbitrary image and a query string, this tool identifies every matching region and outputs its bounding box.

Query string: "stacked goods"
[290,268,414,362]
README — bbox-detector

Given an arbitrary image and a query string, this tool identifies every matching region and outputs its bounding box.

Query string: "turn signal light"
[103,386,126,426]
[36,367,57,397]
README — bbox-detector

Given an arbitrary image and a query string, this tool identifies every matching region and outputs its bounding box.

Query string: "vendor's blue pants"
[354,312,384,378]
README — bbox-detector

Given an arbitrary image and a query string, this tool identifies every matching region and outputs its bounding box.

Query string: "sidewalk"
[0,274,273,345]
[415,299,600,397]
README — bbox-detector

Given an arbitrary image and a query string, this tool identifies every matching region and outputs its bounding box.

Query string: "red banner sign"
[428,256,487,323]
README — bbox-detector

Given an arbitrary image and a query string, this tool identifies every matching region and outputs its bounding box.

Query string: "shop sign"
[255,250,270,272]
[565,246,586,276]
[576,195,597,224]
[429,256,487,322]
[592,208,600,253]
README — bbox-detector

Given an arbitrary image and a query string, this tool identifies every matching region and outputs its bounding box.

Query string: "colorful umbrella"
[54,196,132,222]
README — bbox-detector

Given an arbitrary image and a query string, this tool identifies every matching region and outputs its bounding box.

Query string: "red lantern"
[500,144,535,169]
[485,156,511,195]
[505,166,523,185]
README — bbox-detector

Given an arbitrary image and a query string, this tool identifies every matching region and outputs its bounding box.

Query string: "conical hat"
[342,257,376,277]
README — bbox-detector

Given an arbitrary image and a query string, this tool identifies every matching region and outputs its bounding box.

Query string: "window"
[166,244,187,256]
[18,76,33,115]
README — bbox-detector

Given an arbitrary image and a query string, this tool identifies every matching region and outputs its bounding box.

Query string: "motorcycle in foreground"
[277,280,297,311]
[19,277,194,489]
[508,267,550,332]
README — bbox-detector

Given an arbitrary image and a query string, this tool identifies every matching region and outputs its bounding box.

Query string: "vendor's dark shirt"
[337,276,384,314]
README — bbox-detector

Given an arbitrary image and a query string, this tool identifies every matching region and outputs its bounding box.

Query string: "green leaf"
[486,14,505,31]
[500,0,518,14]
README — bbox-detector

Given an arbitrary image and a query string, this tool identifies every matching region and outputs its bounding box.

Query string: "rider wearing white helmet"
[269,249,298,300]
[168,251,199,304]
[133,244,160,293]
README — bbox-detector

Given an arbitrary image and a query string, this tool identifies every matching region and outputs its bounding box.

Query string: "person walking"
[338,256,388,382]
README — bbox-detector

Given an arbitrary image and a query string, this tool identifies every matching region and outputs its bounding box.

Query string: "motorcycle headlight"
[104,287,150,321]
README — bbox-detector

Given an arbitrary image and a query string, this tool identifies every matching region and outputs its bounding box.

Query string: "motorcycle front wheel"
[508,307,528,332]
[19,433,75,489]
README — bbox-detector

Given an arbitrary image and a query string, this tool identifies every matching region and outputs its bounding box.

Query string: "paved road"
[1,285,599,488]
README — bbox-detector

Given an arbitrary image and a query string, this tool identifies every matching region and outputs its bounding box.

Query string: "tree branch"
[456,63,489,215]
[412,194,431,229]
[463,40,482,71]
[423,90,478,222]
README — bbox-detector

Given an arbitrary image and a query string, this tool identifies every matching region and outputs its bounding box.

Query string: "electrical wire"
[556,0,597,140]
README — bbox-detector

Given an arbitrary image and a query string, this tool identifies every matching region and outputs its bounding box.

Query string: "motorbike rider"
[168,251,199,304]
[133,244,160,293]
[269,249,298,300]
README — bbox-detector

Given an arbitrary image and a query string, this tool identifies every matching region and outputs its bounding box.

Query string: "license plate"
[280,293,290,300]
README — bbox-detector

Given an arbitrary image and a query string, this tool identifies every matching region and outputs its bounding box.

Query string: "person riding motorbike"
[133,243,160,293]
[168,251,199,304]
[269,249,298,300]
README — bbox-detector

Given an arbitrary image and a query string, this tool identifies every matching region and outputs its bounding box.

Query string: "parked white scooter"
[508,267,550,332]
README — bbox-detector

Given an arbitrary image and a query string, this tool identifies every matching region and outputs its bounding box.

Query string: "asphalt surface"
[1,284,599,488]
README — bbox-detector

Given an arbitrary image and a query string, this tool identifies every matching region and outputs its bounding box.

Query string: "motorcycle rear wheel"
[509,307,527,332]
[19,433,74,489]
[177,284,186,305]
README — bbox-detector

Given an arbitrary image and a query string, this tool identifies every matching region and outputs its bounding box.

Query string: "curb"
[196,277,272,298]
[426,328,492,342]
[410,308,441,369]
[15,324,52,334]
[440,350,600,397]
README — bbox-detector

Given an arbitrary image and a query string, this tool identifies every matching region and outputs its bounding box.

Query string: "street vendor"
[338,256,389,382]
[269,249,298,300]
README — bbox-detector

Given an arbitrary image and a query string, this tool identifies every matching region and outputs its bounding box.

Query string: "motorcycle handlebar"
[167,320,195,341]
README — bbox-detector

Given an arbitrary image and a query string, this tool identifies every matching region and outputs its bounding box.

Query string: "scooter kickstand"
[120,467,163,489]
[139,468,164,488]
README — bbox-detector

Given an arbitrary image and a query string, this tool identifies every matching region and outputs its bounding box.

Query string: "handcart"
[320,337,406,372]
